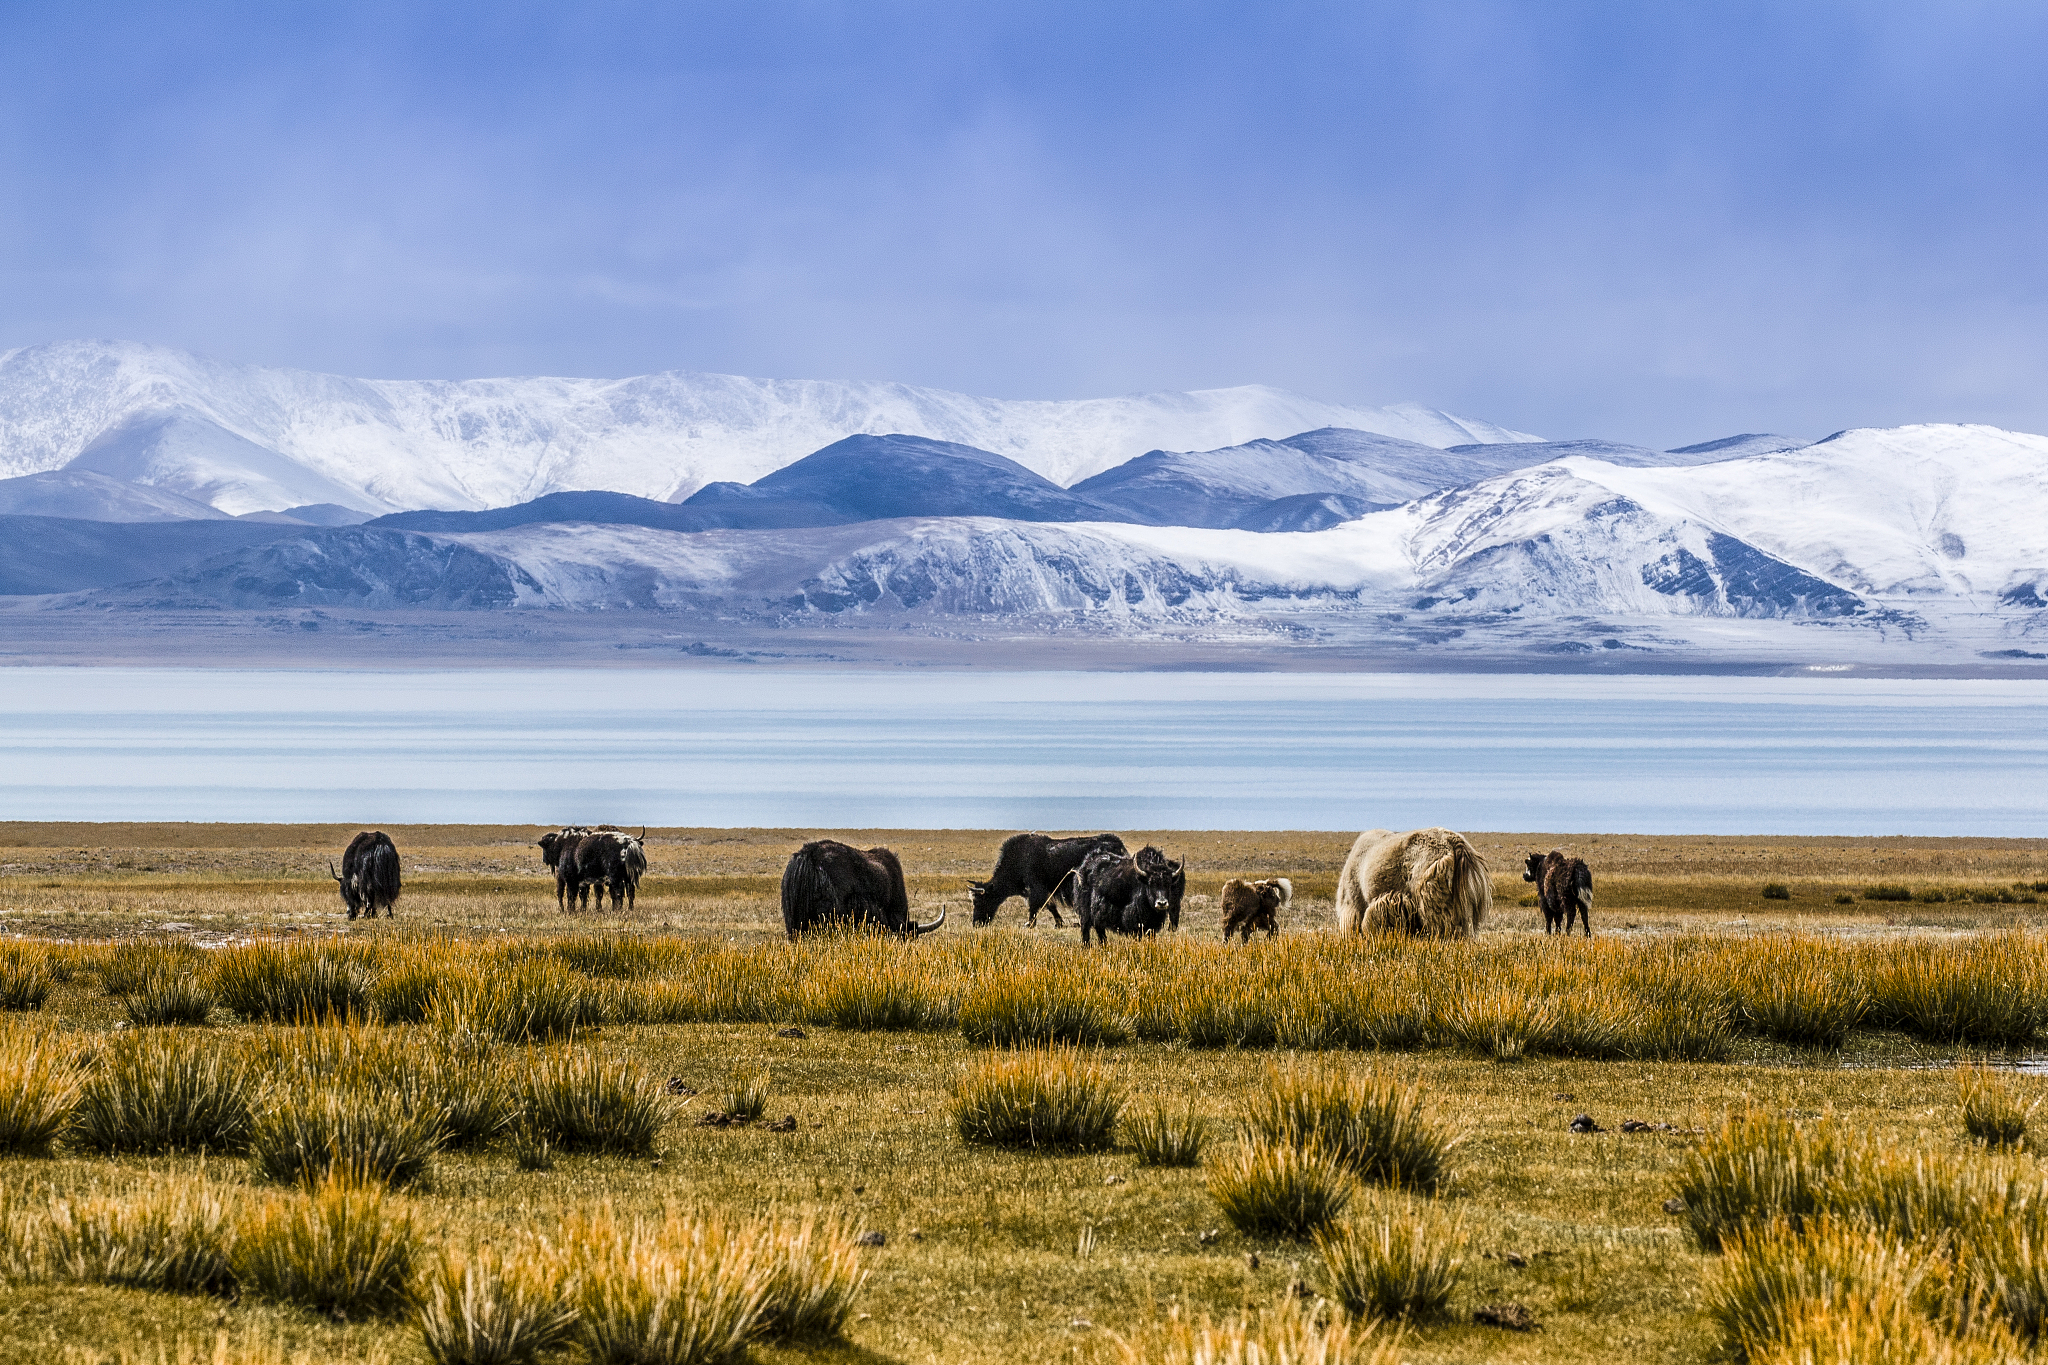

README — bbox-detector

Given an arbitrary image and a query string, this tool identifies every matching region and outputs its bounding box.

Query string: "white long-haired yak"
[1334,827,1491,939]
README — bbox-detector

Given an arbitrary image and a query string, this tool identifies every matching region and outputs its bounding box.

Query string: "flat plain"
[4,824,2048,1365]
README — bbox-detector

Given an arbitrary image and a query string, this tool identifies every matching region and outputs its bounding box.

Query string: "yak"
[968,832,1127,928]
[1073,845,1180,945]
[575,829,648,912]
[1220,877,1292,943]
[1335,827,1490,939]
[1525,851,1593,937]
[781,839,947,940]
[553,828,646,912]
[1136,845,1188,930]
[331,831,401,921]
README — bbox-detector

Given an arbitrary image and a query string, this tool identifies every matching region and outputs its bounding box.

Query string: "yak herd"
[327,826,1596,942]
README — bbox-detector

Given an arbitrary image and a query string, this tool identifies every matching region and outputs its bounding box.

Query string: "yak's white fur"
[1335,827,1490,939]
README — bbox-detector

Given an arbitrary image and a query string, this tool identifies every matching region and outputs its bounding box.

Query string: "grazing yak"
[332,831,401,921]
[1525,851,1594,936]
[1073,846,1181,944]
[543,826,644,911]
[574,829,648,912]
[1334,828,1491,939]
[1220,877,1292,943]
[969,832,1127,928]
[781,839,947,940]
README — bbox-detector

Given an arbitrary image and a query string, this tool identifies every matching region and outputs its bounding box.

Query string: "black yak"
[331,831,401,921]
[781,840,946,940]
[968,832,1127,927]
[1220,877,1292,942]
[1073,846,1180,945]
[1525,851,1593,937]
[554,828,646,912]
[1136,844,1188,930]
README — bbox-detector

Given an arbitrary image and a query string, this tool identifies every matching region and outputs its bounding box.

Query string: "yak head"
[968,880,1001,925]
[1522,853,1546,883]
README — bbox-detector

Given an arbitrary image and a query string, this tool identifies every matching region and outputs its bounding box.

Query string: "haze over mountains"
[1,340,2043,670]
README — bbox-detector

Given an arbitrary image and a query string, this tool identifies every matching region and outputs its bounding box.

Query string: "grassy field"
[2,825,2048,1365]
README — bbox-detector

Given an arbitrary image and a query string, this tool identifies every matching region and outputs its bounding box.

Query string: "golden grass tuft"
[1706,1217,1944,1361]
[0,1022,81,1154]
[427,960,600,1043]
[1315,1196,1466,1322]
[957,962,1128,1046]
[518,1046,665,1154]
[69,1029,252,1155]
[1126,1098,1206,1167]
[1206,1140,1353,1240]
[952,1047,1122,1151]
[246,1081,445,1189]
[753,1210,868,1340]
[1112,1298,1399,1365]
[0,947,51,1012]
[232,1174,416,1317]
[1241,1061,1456,1191]
[413,1238,578,1365]
[44,1176,237,1294]
[567,1206,771,1365]
[721,1068,769,1123]
[1748,1296,2023,1365]
[1960,1066,2035,1149]
[212,940,374,1023]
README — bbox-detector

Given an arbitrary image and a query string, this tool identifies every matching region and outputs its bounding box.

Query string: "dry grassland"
[1,825,2047,1365]
[4,824,2046,943]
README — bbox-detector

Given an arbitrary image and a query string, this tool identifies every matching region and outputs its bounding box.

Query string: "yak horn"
[328,861,342,883]
[909,908,947,936]
[637,827,646,840]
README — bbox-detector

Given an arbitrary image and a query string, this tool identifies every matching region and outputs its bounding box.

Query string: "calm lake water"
[0,668,2044,834]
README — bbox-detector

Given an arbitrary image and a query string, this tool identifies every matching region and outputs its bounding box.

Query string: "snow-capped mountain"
[60,423,2048,663]
[0,470,232,522]
[1065,427,1755,530]
[0,340,1541,516]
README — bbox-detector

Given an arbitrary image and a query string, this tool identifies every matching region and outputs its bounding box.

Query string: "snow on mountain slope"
[0,470,231,522]
[1544,425,2048,604]
[54,423,2047,664]
[0,340,1542,515]
[1072,430,1447,527]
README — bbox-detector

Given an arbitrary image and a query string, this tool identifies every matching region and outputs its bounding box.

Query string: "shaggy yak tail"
[780,844,840,928]
[1417,834,1491,936]
[362,836,402,907]
[1573,861,1593,911]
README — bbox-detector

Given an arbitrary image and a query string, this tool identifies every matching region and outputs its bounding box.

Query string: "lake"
[0,668,2044,834]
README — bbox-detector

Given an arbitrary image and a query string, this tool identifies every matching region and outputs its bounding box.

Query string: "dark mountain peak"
[1666,433,1809,459]
[684,431,1113,524]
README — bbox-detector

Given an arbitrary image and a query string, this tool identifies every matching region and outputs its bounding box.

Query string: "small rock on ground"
[856,1231,886,1247]
[1569,1113,1605,1133]
[1475,1302,1540,1331]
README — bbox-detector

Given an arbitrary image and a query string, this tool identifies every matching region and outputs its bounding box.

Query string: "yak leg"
[1363,891,1416,935]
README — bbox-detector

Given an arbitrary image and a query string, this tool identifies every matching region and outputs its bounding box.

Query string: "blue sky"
[2,1,2044,447]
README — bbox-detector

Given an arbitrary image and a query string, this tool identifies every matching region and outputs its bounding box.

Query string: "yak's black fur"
[781,839,946,940]
[570,831,648,912]
[968,832,1127,927]
[332,831,401,920]
[1074,846,1178,945]
[1135,844,1188,930]
[1524,851,1593,936]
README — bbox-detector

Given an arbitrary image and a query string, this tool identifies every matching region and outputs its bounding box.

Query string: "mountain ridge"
[0,340,1543,516]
